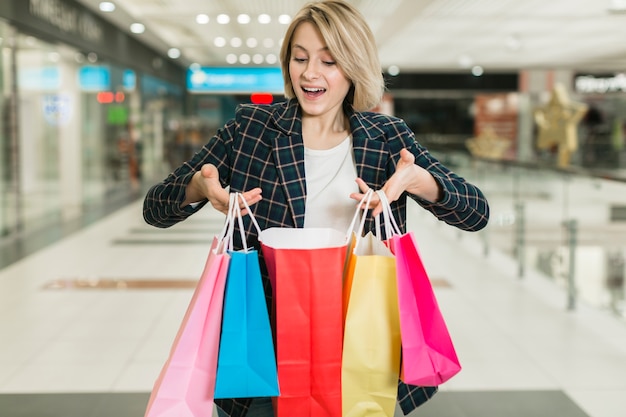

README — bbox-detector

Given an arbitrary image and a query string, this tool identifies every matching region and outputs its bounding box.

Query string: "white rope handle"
[236,192,262,237]
[345,188,374,244]
[375,190,401,238]
[353,189,375,249]
[221,193,238,252]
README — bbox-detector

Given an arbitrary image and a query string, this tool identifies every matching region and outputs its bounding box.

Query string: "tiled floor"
[1,196,625,417]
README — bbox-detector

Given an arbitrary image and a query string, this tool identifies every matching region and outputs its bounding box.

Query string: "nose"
[302,61,320,80]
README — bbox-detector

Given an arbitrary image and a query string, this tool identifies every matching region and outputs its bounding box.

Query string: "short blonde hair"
[279,0,385,111]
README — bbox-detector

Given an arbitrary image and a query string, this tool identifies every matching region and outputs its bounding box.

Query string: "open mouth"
[302,87,326,98]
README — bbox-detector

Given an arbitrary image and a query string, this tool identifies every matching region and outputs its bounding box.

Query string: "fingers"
[238,188,262,216]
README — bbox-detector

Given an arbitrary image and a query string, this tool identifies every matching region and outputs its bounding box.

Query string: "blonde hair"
[279,0,385,111]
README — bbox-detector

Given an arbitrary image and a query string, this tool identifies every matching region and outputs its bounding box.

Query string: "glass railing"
[437,151,626,321]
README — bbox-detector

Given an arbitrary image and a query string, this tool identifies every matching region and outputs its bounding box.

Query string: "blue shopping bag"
[214,194,279,399]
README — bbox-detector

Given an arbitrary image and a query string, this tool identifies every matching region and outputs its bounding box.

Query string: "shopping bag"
[144,205,233,417]
[259,227,347,417]
[214,194,279,398]
[377,191,461,386]
[342,190,401,417]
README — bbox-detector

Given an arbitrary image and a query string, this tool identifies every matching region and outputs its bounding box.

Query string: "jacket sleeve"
[390,120,489,232]
[142,118,237,228]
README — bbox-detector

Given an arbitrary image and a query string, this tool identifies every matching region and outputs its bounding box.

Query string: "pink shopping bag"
[377,191,461,386]
[144,195,238,417]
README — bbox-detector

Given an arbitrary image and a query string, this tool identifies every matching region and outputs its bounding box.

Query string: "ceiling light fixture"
[196,14,209,24]
[217,14,230,24]
[168,48,181,59]
[278,14,291,24]
[387,65,400,76]
[214,37,226,48]
[608,0,626,12]
[226,54,238,64]
[471,65,484,76]
[238,14,251,24]
[258,14,271,24]
[130,23,145,34]
[99,2,115,12]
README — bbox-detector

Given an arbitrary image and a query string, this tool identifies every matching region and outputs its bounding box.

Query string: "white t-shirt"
[303,135,358,232]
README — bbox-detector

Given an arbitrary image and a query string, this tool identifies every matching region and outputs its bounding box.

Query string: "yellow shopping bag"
[342,190,401,417]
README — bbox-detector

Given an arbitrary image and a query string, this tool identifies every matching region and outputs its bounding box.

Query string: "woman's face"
[288,21,351,119]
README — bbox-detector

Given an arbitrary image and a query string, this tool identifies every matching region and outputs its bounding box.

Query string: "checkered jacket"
[143,98,489,416]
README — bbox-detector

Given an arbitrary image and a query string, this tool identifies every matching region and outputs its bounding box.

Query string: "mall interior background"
[1,0,626,325]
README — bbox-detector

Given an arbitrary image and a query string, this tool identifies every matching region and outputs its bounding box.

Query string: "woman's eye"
[323,61,336,66]
[293,57,307,63]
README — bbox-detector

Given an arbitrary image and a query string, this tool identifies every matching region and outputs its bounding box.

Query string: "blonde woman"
[144,1,489,416]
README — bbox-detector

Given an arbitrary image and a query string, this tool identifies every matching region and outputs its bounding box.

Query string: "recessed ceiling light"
[217,14,230,24]
[278,14,291,24]
[258,14,271,24]
[168,48,181,59]
[266,54,277,65]
[226,54,238,64]
[237,14,251,24]
[196,14,209,24]
[214,37,226,48]
[230,37,242,47]
[130,23,145,34]
[387,65,400,76]
[253,54,264,64]
[99,2,115,12]
[246,38,258,48]
[239,54,251,64]
[608,0,626,12]
[471,65,484,76]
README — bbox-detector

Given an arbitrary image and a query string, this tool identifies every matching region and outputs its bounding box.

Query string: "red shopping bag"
[145,196,237,417]
[377,191,461,386]
[260,227,347,417]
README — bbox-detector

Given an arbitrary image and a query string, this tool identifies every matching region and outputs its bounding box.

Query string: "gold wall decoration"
[533,83,588,167]
[466,127,511,160]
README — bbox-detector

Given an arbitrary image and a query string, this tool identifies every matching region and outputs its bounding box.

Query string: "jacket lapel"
[349,110,389,189]
[271,100,307,228]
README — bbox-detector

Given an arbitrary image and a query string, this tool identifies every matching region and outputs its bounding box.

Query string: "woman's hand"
[183,164,262,215]
[349,148,441,216]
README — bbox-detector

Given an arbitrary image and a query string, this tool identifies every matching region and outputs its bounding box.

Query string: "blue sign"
[78,65,111,91]
[187,67,284,94]
[123,69,137,91]
[19,67,61,90]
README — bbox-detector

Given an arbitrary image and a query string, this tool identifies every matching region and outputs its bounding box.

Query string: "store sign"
[19,67,61,90]
[187,67,284,93]
[575,74,626,94]
[78,65,111,91]
[42,93,73,126]
[29,0,103,43]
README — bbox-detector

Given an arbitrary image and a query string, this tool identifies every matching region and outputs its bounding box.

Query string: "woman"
[144,1,489,416]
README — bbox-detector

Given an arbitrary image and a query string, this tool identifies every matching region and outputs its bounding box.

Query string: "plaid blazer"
[143,98,489,416]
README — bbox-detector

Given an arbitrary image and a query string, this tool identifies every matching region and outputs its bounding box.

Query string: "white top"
[303,135,358,232]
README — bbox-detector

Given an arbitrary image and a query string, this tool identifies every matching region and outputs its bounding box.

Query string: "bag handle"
[375,190,401,238]
[230,192,263,253]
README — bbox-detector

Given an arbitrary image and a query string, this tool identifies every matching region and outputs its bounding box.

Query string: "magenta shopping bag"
[378,191,461,386]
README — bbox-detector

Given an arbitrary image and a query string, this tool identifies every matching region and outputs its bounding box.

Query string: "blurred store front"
[0,0,185,240]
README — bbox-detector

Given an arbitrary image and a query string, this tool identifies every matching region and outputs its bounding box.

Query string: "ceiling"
[75,0,626,74]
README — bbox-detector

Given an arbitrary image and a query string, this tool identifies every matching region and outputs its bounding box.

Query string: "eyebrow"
[292,43,330,53]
